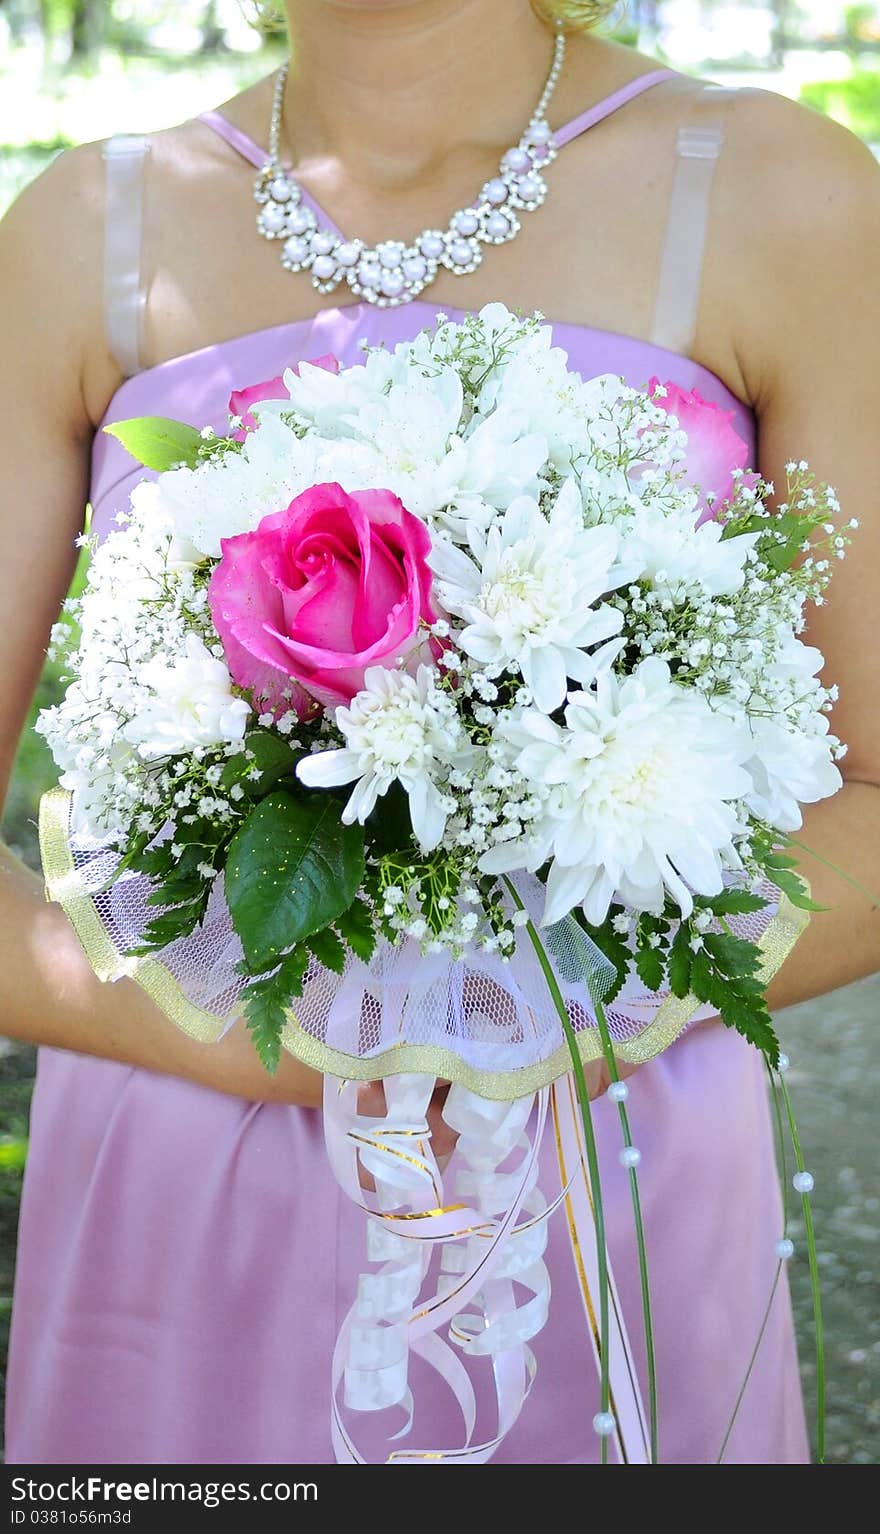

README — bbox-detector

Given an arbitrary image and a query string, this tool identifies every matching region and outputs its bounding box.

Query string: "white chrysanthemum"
[120,633,250,759]
[394,416,545,526]
[732,637,842,830]
[353,364,464,465]
[349,381,546,525]
[479,657,752,924]
[280,355,547,525]
[276,347,400,433]
[141,417,345,559]
[743,718,841,832]
[428,492,504,549]
[408,303,546,403]
[434,407,548,520]
[468,301,544,359]
[429,478,624,712]
[490,354,654,473]
[616,502,760,597]
[296,666,471,852]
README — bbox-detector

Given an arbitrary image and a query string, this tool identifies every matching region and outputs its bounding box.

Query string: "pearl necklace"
[254,29,566,309]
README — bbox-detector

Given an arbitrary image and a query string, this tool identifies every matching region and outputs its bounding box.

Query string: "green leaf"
[306,926,347,973]
[701,967,742,1016]
[225,789,365,972]
[336,898,377,963]
[146,878,204,906]
[689,948,714,1003]
[765,865,827,912]
[364,780,414,857]
[244,995,283,1074]
[132,896,208,954]
[635,942,665,993]
[720,512,764,540]
[681,923,780,1064]
[638,913,670,937]
[703,931,762,978]
[221,729,300,797]
[125,842,174,881]
[697,889,768,916]
[241,948,311,1074]
[717,988,780,1066]
[103,416,204,471]
[735,509,815,573]
[760,527,807,574]
[667,925,693,999]
[574,913,630,1006]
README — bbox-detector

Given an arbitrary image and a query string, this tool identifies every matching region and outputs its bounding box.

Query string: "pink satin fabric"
[6,304,808,1464]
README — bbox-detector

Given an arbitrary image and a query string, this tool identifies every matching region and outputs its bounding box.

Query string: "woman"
[1,0,878,1465]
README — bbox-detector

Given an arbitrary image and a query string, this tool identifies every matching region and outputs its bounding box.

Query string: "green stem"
[592,998,659,1465]
[503,878,611,1465]
[784,836,880,909]
[778,1068,826,1464]
[715,1056,793,1461]
[715,1265,784,1464]
[766,1057,791,1232]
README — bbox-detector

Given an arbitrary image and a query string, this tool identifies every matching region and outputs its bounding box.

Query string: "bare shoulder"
[706,83,880,284]
[2,135,108,229]
[718,84,880,215]
[0,97,263,428]
[117,96,269,234]
[701,86,879,404]
[0,138,107,288]
[0,139,111,431]
[144,69,273,177]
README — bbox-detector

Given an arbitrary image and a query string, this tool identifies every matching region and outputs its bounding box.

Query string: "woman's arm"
[0,841,325,1104]
[712,94,880,1009]
[0,149,323,1107]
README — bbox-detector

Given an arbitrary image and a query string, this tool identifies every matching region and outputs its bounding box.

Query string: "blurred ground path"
[776,972,880,1463]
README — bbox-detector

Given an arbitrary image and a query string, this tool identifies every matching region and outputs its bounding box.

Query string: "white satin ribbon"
[324,1070,650,1465]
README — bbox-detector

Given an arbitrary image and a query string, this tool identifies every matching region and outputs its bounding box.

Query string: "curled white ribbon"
[326,1073,547,1463]
[325,1070,650,1464]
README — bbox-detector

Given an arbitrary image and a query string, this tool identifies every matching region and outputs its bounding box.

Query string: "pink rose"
[208,482,437,715]
[228,354,339,439]
[648,377,749,524]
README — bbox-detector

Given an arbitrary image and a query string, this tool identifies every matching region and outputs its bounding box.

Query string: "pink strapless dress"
[5,302,809,1465]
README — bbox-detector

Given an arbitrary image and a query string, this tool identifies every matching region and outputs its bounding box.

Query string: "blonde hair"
[529,1,616,25]
[245,2,615,35]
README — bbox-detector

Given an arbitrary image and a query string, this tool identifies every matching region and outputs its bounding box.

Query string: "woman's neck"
[281,0,557,184]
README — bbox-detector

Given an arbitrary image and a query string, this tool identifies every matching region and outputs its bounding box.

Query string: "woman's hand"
[355,1078,458,1187]
[583,1054,641,1100]
[355,1055,641,1187]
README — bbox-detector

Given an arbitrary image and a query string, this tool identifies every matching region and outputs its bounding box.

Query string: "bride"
[1,0,878,1465]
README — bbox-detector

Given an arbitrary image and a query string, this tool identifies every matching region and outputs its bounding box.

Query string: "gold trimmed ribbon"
[326,1074,549,1463]
[39,786,810,1099]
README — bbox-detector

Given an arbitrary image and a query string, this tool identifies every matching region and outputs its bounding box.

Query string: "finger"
[357,1079,386,1118]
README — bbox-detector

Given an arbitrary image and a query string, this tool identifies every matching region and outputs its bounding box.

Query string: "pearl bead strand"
[254,26,567,308]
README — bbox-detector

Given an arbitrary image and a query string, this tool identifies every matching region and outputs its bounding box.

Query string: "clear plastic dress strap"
[102,135,150,379]
[650,86,738,358]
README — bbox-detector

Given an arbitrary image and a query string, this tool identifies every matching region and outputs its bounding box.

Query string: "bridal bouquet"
[37,305,849,1462]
